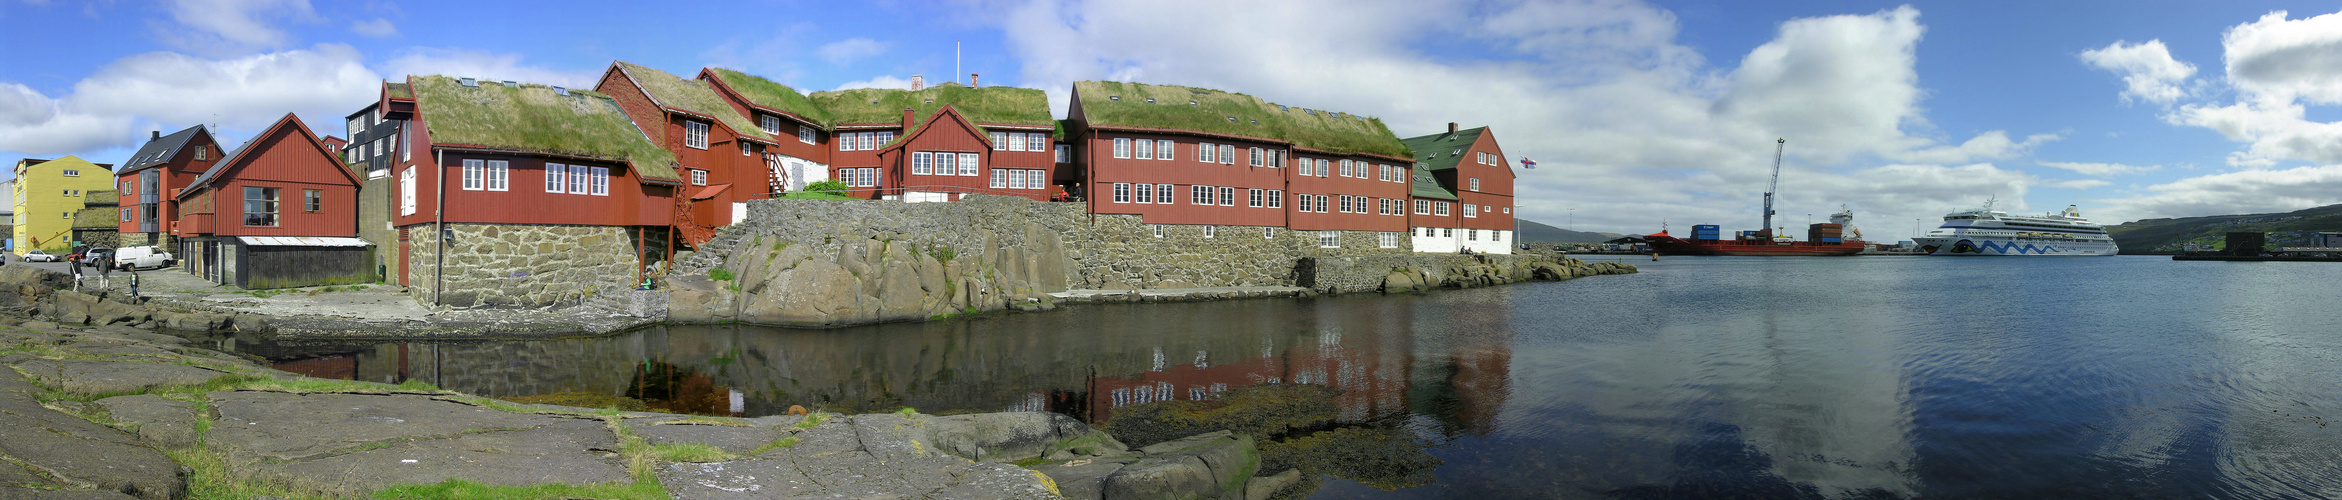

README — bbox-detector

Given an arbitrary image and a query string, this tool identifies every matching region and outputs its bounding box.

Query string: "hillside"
[1517,219,1622,243]
[2106,203,2342,253]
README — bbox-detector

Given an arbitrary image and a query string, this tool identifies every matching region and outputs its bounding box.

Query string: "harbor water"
[233,255,2342,498]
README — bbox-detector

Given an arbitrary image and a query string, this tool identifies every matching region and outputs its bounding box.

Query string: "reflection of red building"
[1084,316,1417,424]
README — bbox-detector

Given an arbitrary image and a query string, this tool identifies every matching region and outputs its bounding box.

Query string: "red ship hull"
[1645,232,1863,256]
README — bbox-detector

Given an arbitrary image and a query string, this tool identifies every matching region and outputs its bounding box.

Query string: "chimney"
[970,73,979,87]
[151,130,161,140]
[1447,122,1457,133]
[911,75,924,91]
[904,108,915,128]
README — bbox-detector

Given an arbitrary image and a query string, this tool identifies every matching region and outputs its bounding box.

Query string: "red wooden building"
[697,68,835,194]
[1066,81,1415,248]
[806,82,1058,202]
[391,75,684,307]
[115,125,222,249]
[597,61,789,247]
[174,113,368,288]
[1401,124,1517,253]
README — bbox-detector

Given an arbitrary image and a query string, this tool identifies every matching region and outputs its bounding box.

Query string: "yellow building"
[13,156,119,253]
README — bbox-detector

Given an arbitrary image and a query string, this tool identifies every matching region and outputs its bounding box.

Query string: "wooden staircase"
[674,195,718,250]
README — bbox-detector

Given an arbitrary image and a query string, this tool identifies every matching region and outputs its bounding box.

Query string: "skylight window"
[501,81,516,87]
[1145,98,1155,103]
[459,78,478,87]
[1109,95,1120,101]
[552,86,569,96]
[1277,105,1287,111]
[1227,116,1237,122]
[1192,101,1199,106]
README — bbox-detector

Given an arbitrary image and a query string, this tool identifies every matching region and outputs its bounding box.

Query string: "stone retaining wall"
[404,223,640,308]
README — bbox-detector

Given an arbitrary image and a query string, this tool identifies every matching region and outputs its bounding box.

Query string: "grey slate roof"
[1410,163,1458,200]
[118,125,208,174]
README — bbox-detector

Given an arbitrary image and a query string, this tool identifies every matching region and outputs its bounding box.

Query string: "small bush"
[805,180,849,194]
[709,269,735,281]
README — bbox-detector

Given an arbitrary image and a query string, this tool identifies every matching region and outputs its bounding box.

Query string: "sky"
[6,0,2342,242]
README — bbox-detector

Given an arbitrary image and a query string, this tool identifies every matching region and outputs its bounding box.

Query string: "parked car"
[114,246,173,270]
[20,250,56,262]
[80,247,114,268]
[66,244,88,262]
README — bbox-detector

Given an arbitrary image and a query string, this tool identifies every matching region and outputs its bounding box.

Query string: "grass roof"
[809,83,1052,129]
[386,82,413,99]
[704,68,835,129]
[614,62,778,144]
[1399,127,1485,172]
[410,75,679,182]
[1073,81,1412,159]
[71,206,117,228]
[85,189,119,205]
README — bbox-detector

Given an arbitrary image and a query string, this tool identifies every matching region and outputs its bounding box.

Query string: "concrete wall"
[404,223,642,308]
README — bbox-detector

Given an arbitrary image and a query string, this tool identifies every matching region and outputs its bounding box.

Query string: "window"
[1377,198,1388,215]
[1135,181,1153,203]
[1113,183,1131,203]
[684,121,710,149]
[1319,231,1340,248]
[741,141,752,157]
[121,208,130,222]
[349,117,365,137]
[1465,203,1478,218]
[1469,229,1479,241]
[875,131,894,147]
[857,132,875,150]
[690,169,708,186]
[1248,189,1263,207]
[958,153,979,176]
[1380,232,1400,248]
[1113,138,1130,158]
[304,189,322,212]
[1298,193,1314,213]
[1435,201,1450,216]
[1008,170,1026,189]
[400,167,416,215]
[1266,190,1282,209]
[1028,133,1046,152]
[838,134,852,152]
[60,212,67,219]
[243,186,279,227]
[400,125,412,163]
[1219,187,1234,206]
[62,170,79,177]
[1316,159,1330,177]
[1249,147,1264,166]
[486,160,509,191]
[1496,230,1506,242]
[799,125,816,144]
[991,169,1008,189]
[374,138,387,161]
[1156,140,1173,160]
[461,159,484,190]
[1056,144,1070,163]
[1470,177,1481,191]
[1135,138,1153,159]
[1267,150,1282,168]
[913,152,932,175]
[568,164,588,194]
[546,163,567,192]
[590,167,609,196]
[1007,133,1026,152]
[1203,225,1216,238]
[1416,199,1430,215]
[1264,227,1277,239]
[1316,195,1329,213]
[1192,185,1211,205]
[1198,143,1216,163]
[1444,227,1453,237]
[1152,225,1165,238]
[195,146,208,161]
[760,115,781,135]
[991,132,1008,150]
[1156,184,1173,205]
[1219,144,1235,164]
[1339,160,1352,178]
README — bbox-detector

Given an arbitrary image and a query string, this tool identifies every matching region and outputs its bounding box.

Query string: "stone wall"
[71,228,120,249]
[117,232,178,250]
[357,176,395,279]
[404,223,641,308]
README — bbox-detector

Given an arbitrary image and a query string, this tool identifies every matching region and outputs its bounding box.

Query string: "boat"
[1642,139,1866,257]
[1913,199,2118,256]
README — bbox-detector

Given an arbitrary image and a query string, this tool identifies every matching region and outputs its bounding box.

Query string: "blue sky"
[6,0,2342,241]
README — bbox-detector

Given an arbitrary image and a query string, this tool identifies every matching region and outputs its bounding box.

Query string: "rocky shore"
[0,313,1305,499]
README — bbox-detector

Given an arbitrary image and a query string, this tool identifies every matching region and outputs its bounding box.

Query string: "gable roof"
[702,68,836,129]
[408,75,680,183]
[118,125,210,174]
[810,82,1052,130]
[879,106,993,153]
[609,61,779,144]
[1411,164,1458,200]
[1399,126,1487,172]
[1072,81,1412,159]
[183,113,357,196]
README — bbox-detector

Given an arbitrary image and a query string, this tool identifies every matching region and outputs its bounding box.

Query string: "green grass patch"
[649,443,736,463]
[794,413,829,429]
[748,436,801,456]
[893,407,919,415]
[1074,80,1411,158]
[707,68,837,128]
[655,415,752,427]
[810,82,1051,134]
[708,268,735,281]
[615,62,779,144]
[410,75,681,182]
[778,190,854,200]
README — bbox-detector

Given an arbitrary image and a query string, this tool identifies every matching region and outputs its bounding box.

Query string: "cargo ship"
[1643,138,1864,256]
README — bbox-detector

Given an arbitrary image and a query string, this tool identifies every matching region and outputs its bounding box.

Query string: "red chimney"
[911,75,924,90]
[903,108,915,128]
[970,73,979,87]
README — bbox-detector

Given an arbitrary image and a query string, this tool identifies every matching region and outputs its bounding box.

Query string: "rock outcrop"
[668,235,1060,327]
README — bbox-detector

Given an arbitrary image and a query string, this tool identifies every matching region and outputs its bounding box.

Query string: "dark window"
[304,189,322,212]
[244,187,279,226]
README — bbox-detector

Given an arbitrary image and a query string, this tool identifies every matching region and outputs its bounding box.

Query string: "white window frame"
[913,152,932,175]
[1470,177,1481,191]
[991,132,1008,151]
[486,160,509,191]
[1008,133,1026,152]
[1317,195,1330,213]
[1219,144,1235,165]
[1192,185,1210,205]
[1136,181,1153,203]
[684,121,711,149]
[1380,232,1399,248]
[461,159,484,190]
[1435,201,1450,216]
[546,163,567,193]
[589,166,609,196]
[1298,193,1312,213]
[1248,188,1263,208]
[1319,231,1340,248]
[1465,203,1478,218]
[690,169,708,186]
[1055,144,1071,163]
[799,124,816,144]
[1417,199,1430,215]
[400,167,416,215]
[991,169,1008,189]
[568,164,589,194]
[761,115,781,135]
[1248,147,1263,166]
[1219,187,1234,206]
[1156,184,1173,205]
[1156,140,1173,160]
[1113,138,1130,158]
[1198,142,1216,163]
[1113,182,1131,203]
[741,141,752,157]
[1267,190,1282,209]
[1011,169,1029,190]
[958,152,979,176]
[876,131,894,147]
[1136,138,1154,159]
[1152,225,1165,238]
[1203,225,1216,238]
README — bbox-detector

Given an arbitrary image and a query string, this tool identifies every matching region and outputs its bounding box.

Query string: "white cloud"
[2222,10,2342,105]
[1891,131,2060,164]
[833,75,915,91]
[350,17,398,38]
[1,44,378,157]
[816,38,891,66]
[2047,179,2113,189]
[383,48,598,88]
[156,0,319,54]
[2038,161,2159,176]
[2093,164,2342,222]
[2078,40,2196,104]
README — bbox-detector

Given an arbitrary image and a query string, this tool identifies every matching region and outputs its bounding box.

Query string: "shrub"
[805,180,849,194]
[709,269,735,281]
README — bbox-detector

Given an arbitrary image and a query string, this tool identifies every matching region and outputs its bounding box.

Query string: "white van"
[113,245,174,271]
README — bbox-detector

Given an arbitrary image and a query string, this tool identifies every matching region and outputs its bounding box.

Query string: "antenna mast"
[1762,138,1784,235]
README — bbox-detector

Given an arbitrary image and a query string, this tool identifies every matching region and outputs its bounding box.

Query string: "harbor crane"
[1762,138,1784,237]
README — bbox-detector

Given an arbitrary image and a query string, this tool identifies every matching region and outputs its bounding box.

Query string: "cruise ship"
[1914,200,2118,256]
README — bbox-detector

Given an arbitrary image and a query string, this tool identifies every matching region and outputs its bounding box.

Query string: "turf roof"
[386,82,413,99]
[72,206,118,229]
[1072,81,1412,159]
[614,62,778,144]
[1399,127,1485,172]
[704,68,835,129]
[409,75,679,182]
[809,82,1052,129]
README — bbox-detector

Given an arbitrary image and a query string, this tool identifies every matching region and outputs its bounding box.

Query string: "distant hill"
[1517,219,1622,243]
[2106,203,2342,253]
